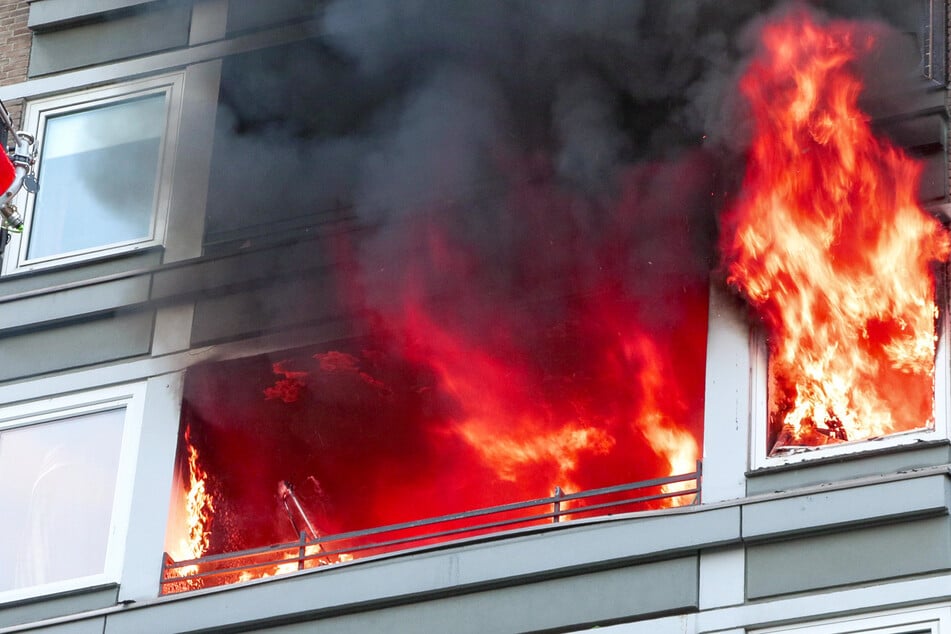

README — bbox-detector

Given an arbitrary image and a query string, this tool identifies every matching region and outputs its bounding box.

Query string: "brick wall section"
[0,0,30,129]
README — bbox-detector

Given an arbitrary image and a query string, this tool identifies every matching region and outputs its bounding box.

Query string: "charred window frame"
[0,382,145,604]
[748,268,950,470]
[1,72,184,274]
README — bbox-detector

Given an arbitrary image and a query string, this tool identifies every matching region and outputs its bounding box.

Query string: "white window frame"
[2,72,184,274]
[751,604,951,633]
[0,382,145,604]
[749,272,950,470]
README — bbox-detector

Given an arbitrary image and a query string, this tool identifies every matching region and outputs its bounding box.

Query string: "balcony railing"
[161,461,701,594]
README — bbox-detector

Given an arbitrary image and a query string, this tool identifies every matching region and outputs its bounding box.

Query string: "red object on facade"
[0,150,15,193]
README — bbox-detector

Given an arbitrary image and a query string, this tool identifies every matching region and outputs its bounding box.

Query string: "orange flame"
[170,426,215,582]
[405,304,699,505]
[721,12,950,454]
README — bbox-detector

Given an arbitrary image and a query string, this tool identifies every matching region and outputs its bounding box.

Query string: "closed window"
[3,74,183,273]
[0,383,144,601]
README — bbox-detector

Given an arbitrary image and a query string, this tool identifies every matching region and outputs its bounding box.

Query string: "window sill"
[745,438,951,496]
[0,582,119,628]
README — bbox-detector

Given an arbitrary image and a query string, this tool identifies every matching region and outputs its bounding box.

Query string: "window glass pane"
[0,408,125,591]
[28,94,165,260]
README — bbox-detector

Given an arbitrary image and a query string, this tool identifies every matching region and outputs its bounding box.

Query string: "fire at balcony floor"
[161,463,701,594]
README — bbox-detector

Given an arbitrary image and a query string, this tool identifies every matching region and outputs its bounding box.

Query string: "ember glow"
[721,12,950,454]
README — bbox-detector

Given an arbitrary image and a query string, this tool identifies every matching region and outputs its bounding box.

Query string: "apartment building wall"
[0,2,950,633]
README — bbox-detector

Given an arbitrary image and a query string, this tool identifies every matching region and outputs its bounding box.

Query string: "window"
[2,73,183,273]
[749,310,949,470]
[0,383,145,602]
[751,604,949,633]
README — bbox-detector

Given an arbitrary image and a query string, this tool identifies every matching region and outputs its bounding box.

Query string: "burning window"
[3,74,181,274]
[720,12,951,463]
[0,384,144,600]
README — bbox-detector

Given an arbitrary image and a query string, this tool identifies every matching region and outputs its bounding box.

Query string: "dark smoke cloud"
[208,0,927,244]
[192,0,938,407]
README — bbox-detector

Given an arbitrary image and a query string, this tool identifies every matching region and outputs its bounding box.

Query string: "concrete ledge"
[0,276,150,332]
[747,442,951,495]
[243,559,699,634]
[743,473,950,541]
[0,585,117,628]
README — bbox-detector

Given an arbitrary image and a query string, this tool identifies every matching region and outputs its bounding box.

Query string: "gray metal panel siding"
[0,276,151,330]
[150,239,332,300]
[28,4,191,76]
[746,443,951,495]
[0,585,117,628]
[0,250,161,298]
[189,275,340,345]
[28,0,158,30]
[743,474,950,540]
[746,516,951,599]
[247,558,699,634]
[23,619,106,634]
[0,309,153,380]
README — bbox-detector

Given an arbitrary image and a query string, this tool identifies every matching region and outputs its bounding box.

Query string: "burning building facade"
[2,1,951,633]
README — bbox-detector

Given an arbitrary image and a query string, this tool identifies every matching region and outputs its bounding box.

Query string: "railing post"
[160,552,172,589]
[694,459,703,505]
[298,531,307,570]
[552,486,563,523]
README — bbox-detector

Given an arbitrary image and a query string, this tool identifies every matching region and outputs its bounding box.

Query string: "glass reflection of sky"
[28,95,165,260]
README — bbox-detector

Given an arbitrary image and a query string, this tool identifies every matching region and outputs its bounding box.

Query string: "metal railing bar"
[164,504,583,584]
[162,487,698,584]
[161,468,702,590]
[287,472,698,545]
[556,488,699,518]
[282,488,698,567]
[162,470,698,570]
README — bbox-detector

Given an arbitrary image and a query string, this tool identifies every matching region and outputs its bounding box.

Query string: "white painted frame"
[750,604,950,634]
[0,381,146,604]
[749,271,950,470]
[2,72,185,274]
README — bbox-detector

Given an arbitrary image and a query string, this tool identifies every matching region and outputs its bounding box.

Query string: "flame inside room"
[163,168,711,586]
[721,11,950,456]
[164,3,948,588]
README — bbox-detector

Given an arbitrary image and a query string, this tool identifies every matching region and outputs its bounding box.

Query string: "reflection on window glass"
[0,409,124,592]
[28,94,165,260]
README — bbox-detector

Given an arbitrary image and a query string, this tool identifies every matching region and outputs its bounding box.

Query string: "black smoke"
[206,0,929,277]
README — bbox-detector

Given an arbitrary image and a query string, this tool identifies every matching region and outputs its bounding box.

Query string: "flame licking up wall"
[165,426,215,586]
[721,12,951,455]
